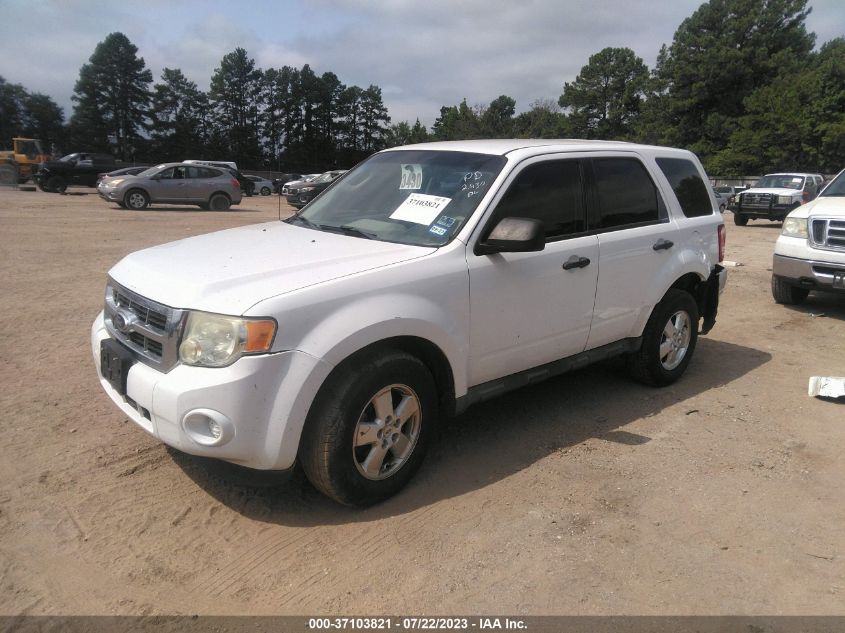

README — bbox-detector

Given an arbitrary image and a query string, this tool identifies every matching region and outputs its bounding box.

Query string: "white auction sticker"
[400,164,423,189]
[390,193,452,225]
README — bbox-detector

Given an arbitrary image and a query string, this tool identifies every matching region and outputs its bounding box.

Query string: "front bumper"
[736,201,799,220]
[772,254,845,293]
[91,311,333,470]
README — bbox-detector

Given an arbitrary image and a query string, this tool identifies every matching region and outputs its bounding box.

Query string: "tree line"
[1,0,842,175]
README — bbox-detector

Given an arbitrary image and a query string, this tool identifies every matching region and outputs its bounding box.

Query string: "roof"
[382,138,692,160]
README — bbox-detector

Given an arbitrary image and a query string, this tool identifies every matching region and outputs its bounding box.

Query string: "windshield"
[313,171,340,184]
[287,150,506,247]
[820,171,845,197]
[59,153,79,162]
[755,174,804,189]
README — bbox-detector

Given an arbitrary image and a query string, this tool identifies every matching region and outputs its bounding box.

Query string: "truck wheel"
[771,275,809,305]
[733,212,748,226]
[300,349,437,506]
[48,176,67,194]
[124,189,149,210]
[208,193,230,211]
[628,289,699,387]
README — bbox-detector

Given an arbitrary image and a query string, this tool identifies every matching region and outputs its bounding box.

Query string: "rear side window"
[592,158,661,229]
[491,160,585,239]
[656,157,712,218]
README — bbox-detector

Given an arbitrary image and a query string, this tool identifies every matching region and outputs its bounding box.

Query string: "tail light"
[718,224,726,263]
[802,190,810,203]
[231,178,240,189]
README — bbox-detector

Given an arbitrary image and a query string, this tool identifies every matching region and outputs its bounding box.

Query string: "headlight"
[781,217,808,238]
[178,312,276,367]
[777,195,795,205]
[109,179,124,186]
[301,186,316,192]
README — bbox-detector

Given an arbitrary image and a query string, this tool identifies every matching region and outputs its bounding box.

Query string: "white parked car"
[92,140,727,506]
[245,174,274,196]
[772,168,845,304]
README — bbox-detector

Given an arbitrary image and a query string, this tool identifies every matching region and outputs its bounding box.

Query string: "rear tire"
[733,212,748,226]
[771,275,809,305]
[208,193,230,211]
[260,186,271,196]
[300,348,437,506]
[628,289,699,387]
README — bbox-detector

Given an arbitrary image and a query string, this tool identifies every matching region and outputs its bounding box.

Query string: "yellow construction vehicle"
[0,137,51,184]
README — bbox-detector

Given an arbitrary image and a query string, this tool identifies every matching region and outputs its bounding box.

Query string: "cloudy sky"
[1,0,843,127]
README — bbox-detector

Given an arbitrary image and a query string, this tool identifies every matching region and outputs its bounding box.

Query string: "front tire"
[771,275,809,305]
[628,289,699,387]
[300,349,437,506]
[733,212,748,226]
[48,176,67,194]
[124,189,149,210]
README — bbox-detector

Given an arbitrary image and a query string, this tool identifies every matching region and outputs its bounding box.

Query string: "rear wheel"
[771,275,809,305]
[733,212,748,226]
[124,189,149,210]
[208,193,230,211]
[260,186,271,196]
[628,289,699,387]
[300,349,437,506]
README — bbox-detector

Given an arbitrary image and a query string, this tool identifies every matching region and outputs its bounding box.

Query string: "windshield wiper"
[286,215,375,240]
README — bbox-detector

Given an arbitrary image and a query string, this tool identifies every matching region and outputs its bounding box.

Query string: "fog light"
[182,409,234,447]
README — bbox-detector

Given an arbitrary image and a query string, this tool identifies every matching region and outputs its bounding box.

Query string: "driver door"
[467,156,599,386]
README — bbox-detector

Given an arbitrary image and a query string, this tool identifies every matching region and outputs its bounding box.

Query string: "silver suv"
[97,162,243,211]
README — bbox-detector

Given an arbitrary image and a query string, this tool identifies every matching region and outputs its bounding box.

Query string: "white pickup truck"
[772,169,845,304]
[92,140,726,506]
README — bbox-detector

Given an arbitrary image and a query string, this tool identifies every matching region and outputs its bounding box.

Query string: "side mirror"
[475,217,545,255]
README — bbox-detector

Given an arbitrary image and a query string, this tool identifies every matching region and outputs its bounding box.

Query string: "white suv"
[772,168,845,304]
[92,140,727,506]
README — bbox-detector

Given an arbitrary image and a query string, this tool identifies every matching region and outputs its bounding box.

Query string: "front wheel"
[300,349,437,506]
[733,212,748,226]
[48,176,67,194]
[124,189,149,210]
[628,289,699,387]
[771,275,809,305]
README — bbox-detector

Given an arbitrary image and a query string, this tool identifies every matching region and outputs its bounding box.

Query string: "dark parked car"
[97,166,149,183]
[285,170,347,208]
[36,152,117,192]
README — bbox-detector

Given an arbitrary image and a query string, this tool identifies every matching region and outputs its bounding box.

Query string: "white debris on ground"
[808,376,845,399]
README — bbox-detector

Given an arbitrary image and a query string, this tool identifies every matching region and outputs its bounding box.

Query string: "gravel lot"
[1,186,844,615]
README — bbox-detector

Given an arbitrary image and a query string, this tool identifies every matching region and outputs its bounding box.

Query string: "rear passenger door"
[467,156,599,386]
[585,155,680,350]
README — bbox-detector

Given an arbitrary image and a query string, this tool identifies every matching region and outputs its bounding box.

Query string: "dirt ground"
[1,186,844,616]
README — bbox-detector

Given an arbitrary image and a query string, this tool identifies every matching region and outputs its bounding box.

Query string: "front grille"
[809,218,845,251]
[104,280,186,372]
[740,193,772,209]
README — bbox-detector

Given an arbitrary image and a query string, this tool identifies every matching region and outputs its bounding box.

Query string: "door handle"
[562,255,591,270]
[653,239,674,251]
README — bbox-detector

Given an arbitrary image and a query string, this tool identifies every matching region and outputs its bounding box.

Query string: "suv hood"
[742,187,802,197]
[109,221,435,314]
[787,196,845,219]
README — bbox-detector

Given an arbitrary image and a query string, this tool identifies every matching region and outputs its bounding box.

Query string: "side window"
[655,157,713,218]
[490,160,585,239]
[158,167,176,179]
[592,158,662,229]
